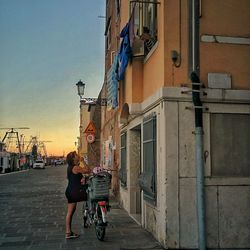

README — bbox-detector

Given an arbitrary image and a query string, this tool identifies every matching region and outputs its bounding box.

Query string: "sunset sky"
[0,0,105,156]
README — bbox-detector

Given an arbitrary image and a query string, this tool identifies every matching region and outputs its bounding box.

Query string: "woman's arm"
[72,165,91,175]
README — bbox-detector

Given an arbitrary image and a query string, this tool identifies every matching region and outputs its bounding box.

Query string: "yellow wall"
[132,58,143,103]
[164,0,189,87]
[120,0,191,105]
[120,0,129,28]
[200,44,250,89]
[200,0,250,36]
[120,0,250,105]
[200,0,250,89]
[141,1,164,100]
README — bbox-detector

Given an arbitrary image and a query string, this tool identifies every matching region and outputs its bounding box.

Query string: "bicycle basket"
[88,173,111,201]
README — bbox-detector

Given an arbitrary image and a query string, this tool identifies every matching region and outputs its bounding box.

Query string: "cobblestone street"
[0,166,164,250]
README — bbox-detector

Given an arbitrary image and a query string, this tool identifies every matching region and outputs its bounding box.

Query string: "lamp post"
[75,80,85,157]
[76,80,86,100]
[75,80,107,106]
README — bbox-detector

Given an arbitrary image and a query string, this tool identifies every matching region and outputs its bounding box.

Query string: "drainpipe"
[189,0,207,249]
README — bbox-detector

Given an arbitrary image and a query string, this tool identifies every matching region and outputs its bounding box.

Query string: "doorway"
[129,125,142,224]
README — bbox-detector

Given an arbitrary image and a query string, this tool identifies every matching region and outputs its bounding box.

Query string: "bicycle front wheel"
[95,206,106,241]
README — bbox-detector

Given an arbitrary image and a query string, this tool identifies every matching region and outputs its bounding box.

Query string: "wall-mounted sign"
[86,133,95,143]
[84,121,96,134]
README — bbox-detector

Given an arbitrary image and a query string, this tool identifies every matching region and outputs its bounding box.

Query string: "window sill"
[144,41,159,64]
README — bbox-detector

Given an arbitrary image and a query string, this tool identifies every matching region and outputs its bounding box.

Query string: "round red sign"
[86,133,95,143]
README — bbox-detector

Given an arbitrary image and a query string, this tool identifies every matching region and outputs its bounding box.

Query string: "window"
[211,113,250,176]
[105,17,111,52]
[115,0,121,18]
[131,0,158,56]
[139,113,157,203]
[119,132,127,187]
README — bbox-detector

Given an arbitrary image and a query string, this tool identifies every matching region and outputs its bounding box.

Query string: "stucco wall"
[105,1,250,248]
[178,99,250,248]
[164,0,189,87]
[142,103,168,244]
[179,179,250,248]
[200,0,250,89]
[119,87,250,249]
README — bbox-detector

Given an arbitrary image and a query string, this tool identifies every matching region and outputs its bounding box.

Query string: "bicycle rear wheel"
[95,206,106,241]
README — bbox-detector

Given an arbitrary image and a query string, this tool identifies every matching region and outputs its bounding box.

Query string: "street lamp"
[75,80,107,106]
[76,80,86,99]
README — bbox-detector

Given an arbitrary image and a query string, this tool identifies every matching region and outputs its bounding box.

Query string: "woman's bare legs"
[66,203,77,234]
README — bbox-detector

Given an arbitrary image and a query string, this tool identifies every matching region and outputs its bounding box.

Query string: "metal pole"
[195,126,206,250]
[189,0,207,248]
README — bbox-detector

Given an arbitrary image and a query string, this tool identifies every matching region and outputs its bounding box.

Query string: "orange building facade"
[99,0,250,249]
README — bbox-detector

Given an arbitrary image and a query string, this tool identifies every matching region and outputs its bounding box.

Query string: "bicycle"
[82,170,112,241]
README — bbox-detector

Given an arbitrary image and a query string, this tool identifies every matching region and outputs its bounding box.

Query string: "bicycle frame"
[82,171,111,241]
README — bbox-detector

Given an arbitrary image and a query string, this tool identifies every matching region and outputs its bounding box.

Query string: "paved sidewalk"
[0,166,165,250]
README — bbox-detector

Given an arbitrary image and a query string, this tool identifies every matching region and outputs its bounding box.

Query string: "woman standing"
[65,151,90,239]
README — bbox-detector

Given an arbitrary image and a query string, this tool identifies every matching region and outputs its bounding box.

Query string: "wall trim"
[129,87,250,116]
[201,34,250,45]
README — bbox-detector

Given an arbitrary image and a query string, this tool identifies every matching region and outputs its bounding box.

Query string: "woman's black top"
[65,165,86,203]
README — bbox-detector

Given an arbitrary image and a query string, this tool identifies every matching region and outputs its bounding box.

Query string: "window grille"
[139,113,157,203]
[130,0,158,56]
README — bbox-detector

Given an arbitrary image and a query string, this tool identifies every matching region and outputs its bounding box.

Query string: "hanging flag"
[118,23,132,80]
[118,5,136,80]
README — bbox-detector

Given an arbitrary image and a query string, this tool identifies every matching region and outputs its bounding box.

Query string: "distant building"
[78,99,102,168]
[78,99,90,161]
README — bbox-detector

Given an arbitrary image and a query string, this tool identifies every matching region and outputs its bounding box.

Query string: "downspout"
[189,0,207,249]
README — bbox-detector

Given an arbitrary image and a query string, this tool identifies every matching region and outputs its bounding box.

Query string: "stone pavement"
[0,165,165,250]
